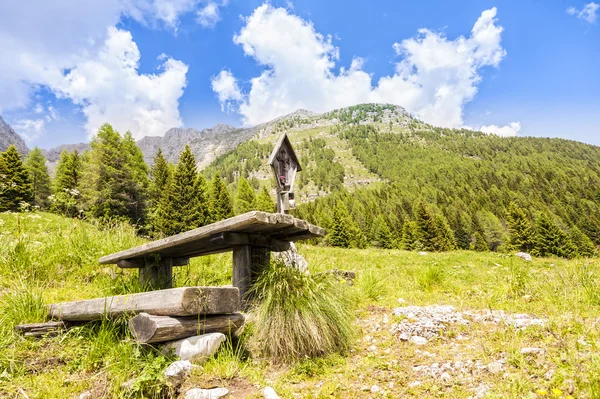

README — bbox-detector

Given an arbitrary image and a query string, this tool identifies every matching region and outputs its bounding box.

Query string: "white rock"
[163,333,226,363]
[440,372,452,383]
[520,347,543,355]
[515,252,532,261]
[409,336,427,345]
[407,381,422,388]
[367,345,378,352]
[370,385,381,393]
[273,242,309,273]
[78,392,92,399]
[397,298,406,304]
[164,360,192,386]
[185,388,228,399]
[418,251,428,256]
[487,361,503,374]
[263,387,281,399]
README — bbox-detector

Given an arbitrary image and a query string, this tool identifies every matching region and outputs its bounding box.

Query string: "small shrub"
[247,260,355,363]
[0,286,46,327]
[360,269,387,300]
[418,263,445,290]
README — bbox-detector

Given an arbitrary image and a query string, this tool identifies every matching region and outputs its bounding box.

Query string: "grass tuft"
[247,260,355,363]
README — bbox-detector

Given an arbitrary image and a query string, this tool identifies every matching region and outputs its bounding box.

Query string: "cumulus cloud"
[567,3,599,23]
[213,4,514,132]
[50,27,188,139]
[211,70,243,112]
[197,2,220,27]
[12,119,46,143]
[0,0,197,139]
[480,122,521,137]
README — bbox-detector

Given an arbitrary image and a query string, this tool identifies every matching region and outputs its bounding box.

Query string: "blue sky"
[0,0,598,148]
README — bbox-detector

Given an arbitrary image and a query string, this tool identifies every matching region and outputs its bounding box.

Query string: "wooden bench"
[99,211,325,302]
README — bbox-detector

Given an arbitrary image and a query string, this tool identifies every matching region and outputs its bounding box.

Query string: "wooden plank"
[99,212,323,265]
[233,245,270,308]
[139,257,173,290]
[129,312,245,343]
[15,321,65,332]
[210,232,290,252]
[118,257,189,269]
[48,286,240,321]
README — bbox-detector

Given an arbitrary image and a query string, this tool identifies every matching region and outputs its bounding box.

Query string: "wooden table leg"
[139,257,173,290]
[233,245,270,308]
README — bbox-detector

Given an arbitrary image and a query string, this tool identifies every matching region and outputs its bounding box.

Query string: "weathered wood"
[129,312,245,343]
[117,257,189,269]
[210,232,290,252]
[14,321,65,332]
[233,245,270,307]
[99,212,324,265]
[139,257,173,290]
[48,286,240,321]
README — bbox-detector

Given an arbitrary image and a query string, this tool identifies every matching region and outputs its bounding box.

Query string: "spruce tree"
[54,150,82,192]
[122,131,149,223]
[155,145,206,236]
[371,214,395,249]
[149,148,170,211]
[52,150,82,217]
[401,221,418,250]
[256,186,276,212]
[235,176,256,214]
[433,214,457,251]
[210,173,234,222]
[414,202,438,251]
[472,232,489,252]
[0,145,33,211]
[329,201,352,248]
[24,147,51,209]
[506,202,535,252]
[533,212,577,259]
[569,225,596,258]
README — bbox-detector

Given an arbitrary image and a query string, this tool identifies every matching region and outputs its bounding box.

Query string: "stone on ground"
[273,242,308,273]
[164,360,192,387]
[185,387,229,399]
[163,333,226,363]
[264,386,281,399]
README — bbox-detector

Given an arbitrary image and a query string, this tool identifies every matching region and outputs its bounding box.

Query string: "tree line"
[0,123,275,237]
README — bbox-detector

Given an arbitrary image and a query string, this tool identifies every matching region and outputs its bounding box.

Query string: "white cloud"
[215,4,513,130]
[0,0,198,140]
[567,2,599,24]
[50,27,188,139]
[211,70,243,112]
[197,2,220,27]
[12,119,46,143]
[480,122,521,137]
[34,104,43,114]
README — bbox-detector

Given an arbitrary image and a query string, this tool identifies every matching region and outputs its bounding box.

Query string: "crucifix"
[268,133,302,213]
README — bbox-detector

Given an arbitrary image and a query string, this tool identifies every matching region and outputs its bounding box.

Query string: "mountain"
[0,116,28,155]
[202,103,600,249]
[137,123,253,168]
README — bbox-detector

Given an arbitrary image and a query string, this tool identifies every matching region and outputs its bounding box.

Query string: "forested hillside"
[2,103,599,258]
[203,104,600,257]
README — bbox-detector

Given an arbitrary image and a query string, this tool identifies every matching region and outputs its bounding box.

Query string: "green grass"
[0,212,599,398]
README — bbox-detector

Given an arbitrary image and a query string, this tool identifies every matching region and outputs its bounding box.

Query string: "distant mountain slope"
[0,116,28,155]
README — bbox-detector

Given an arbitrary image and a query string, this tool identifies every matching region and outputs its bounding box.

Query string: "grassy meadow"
[1,212,600,398]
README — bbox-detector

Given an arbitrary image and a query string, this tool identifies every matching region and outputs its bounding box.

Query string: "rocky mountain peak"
[0,116,29,155]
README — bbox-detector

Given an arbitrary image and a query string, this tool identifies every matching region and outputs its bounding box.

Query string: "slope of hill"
[202,103,600,248]
[0,116,28,155]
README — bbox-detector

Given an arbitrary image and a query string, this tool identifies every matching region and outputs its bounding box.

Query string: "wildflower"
[552,388,562,396]
[536,390,548,396]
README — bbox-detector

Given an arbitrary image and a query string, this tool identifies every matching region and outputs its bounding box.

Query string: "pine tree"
[506,202,535,252]
[533,212,577,259]
[210,173,234,222]
[329,201,352,248]
[433,214,456,251]
[235,176,256,214]
[0,145,33,211]
[123,131,149,223]
[401,221,419,250]
[52,150,82,217]
[54,150,81,192]
[414,202,438,251]
[256,186,276,212]
[569,225,596,258]
[24,147,51,209]
[149,148,170,211]
[472,232,489,252]
[371,214,395,249]
[154,145,207,236]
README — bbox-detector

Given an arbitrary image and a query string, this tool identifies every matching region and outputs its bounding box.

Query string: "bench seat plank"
[99,211,324,265]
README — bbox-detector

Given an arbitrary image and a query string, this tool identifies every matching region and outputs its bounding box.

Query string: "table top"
[99,211,325,265]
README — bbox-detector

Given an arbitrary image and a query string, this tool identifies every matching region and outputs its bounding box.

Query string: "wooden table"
[99,211,325,302]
